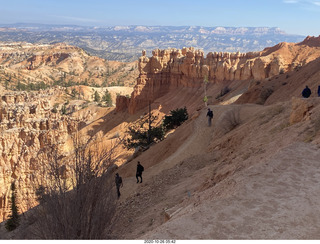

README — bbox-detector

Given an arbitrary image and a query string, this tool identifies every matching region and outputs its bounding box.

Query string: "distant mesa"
[0,24,304,62]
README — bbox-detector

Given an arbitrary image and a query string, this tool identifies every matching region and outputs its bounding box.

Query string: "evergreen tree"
[94,90,101,102]
[163,107,188,130]
[61,104,67,115]
[102,89,112,106]
[5,182,20,231]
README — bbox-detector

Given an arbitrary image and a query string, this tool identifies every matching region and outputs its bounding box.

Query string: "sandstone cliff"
[117,36,320,114]
[0,88,79,222]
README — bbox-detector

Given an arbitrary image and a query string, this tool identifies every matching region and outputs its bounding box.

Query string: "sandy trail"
[118,105,221,201]
[142,142,320,239]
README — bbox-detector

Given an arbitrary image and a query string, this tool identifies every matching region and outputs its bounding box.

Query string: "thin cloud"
[312,1,320,6]
[283,0,320,9]
[283,0,320,4]
[283,0,299,3]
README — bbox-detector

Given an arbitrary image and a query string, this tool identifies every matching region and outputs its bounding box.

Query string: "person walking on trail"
[115,173,123,198]
[302,85,311,98]
[206,108,213,126]
[136,161,144,183]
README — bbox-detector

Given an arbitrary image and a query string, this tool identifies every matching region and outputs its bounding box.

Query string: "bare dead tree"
[215,107,241,136]
[28,129,122,239]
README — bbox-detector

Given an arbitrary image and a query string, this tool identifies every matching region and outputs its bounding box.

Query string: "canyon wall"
[117,37,320,114]
[116,47,285,114]
[0,88,77,222]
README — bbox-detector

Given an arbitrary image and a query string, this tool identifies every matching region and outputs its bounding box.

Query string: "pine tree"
[5,182,20,231]
[102,89,112,106]
[94,90,101,102]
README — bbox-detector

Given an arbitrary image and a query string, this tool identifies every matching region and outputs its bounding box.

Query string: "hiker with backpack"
[302,85,311,98]
[115,173,123,198]
[136,161,144,183]
[207,108,213,126]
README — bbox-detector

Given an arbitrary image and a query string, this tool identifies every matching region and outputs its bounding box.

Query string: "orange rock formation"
[117,36,320,114]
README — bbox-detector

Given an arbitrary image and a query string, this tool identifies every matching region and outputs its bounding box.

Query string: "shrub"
[29,136,119,239]
[51,103,59,113]
[258,87,274,105]
[215,107,241,135]
[125,125,164,149]
[163,107,188,130]
[61,104,67,115]
[216,86,231,99]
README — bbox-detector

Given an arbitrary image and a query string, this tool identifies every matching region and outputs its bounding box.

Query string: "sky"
[0,0,320,36]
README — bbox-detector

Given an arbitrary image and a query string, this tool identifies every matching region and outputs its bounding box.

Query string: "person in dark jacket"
[206,108,213,126]
[318,85,320,97]
[136,161,144,183]
[302,85,311,98]
[115,173,123,198]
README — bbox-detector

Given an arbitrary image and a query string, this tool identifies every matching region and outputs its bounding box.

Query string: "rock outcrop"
[289,97,316,125]
[117,37,320,114]
[0,88,78,222]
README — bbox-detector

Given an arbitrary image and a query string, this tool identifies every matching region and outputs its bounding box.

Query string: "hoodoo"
[117,37,320,114]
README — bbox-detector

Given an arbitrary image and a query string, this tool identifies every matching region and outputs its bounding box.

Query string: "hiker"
[115,173,123,198]
[206,108,213,126]
[318,85,320,97]
[136,161,144,183]
[302,85,311,98]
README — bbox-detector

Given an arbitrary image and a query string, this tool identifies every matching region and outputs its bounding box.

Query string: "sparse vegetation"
[125,108,164,149]
[102,89,113,107]
[29,133,120,239]
[51,103,59,113]
[93,90,101,102]
[258,87,274,104]
[125,107,188,149]
[61,104,67,115]
[71,88,79,98]
[163,107,188,130]
[126,125,165,149]
[16,81,49,91]
[215,107,241,135]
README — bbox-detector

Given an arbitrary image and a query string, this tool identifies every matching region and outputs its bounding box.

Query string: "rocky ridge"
[0,24,304,61]
[0,42,138,89]
[117,36,320,114]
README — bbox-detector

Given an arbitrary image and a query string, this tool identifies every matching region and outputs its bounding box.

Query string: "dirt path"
[111,103,260,239]
[116,105,230,201]
[142,142,320,239]
[111,106,221,238]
